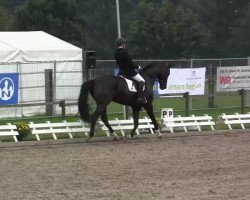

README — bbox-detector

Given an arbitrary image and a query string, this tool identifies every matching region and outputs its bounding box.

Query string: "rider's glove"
[137,65,142,70]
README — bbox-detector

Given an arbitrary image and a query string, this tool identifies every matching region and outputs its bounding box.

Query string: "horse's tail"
[78,80,94,122]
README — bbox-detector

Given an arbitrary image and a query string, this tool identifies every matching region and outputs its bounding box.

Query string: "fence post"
[239,89,245,114]
[247,57,250,106]
[45,69,53,116]
[59,100,66,120]
[208,64,215,108]
[183,92,190,116]
[17,63,22,117]
[53,61,57,116]
[190,59,193,111]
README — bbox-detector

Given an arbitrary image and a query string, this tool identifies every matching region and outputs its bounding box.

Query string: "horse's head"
[156,62,171,90]
[142,62,171,90]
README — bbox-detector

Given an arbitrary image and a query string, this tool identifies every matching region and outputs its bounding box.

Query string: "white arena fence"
[0,57,249,120]
[29,120,90,141]
[1,113,250,142]
[162,114,215,133]
[218,112,250,130]
[98,117,154,137]
[0,123,19,142]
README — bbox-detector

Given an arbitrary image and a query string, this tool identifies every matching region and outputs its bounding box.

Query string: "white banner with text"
[156,68,206,96]
[216,66,250,92]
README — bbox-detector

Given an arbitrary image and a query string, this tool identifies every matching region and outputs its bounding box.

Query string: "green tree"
[77,0,140,59]
[128,1,161,58]
[200,0,250,57]
[228,3,250,57]
[2,0,249,59]
[15,0,86,47]
[0,0,25,10]
[129,0,210,59]
[0,6,14,30]
[77,0,117,59]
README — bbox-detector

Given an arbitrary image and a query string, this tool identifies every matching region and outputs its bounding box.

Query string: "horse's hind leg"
[101,109,118,141]
[89,105,105,139]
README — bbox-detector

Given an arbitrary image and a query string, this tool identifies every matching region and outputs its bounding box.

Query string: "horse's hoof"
[155,130,163,139]
[112,135,119,141]
[85,134,93,142]
[130,134,136,139]
[111,132,119,141]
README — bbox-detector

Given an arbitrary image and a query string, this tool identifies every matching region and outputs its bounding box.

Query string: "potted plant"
[15,122,30,141]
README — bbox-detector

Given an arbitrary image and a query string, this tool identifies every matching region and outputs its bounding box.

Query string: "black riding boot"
[137,81,147,104]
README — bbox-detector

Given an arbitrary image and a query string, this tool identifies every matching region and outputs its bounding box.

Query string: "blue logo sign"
[0,73,19,105]
[114,68,119,76]
[153,82,159,95]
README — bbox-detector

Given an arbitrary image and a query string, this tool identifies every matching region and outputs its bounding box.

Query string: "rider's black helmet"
[116,37,127,46]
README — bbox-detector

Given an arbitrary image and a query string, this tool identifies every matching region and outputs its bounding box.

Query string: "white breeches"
[132,74,145,83]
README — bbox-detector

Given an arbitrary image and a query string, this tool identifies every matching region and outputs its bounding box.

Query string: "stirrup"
[137,97,147,104]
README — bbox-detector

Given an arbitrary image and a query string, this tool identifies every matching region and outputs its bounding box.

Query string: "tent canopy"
[0,31,82,63]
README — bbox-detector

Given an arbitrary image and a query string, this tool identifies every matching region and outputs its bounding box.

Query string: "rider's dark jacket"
[115,48,139,77]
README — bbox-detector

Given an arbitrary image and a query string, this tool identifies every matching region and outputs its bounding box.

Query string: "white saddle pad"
[119,76,137,92]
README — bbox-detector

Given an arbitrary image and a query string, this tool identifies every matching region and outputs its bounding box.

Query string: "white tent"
[0,31,82,63]
[0,31,83,118]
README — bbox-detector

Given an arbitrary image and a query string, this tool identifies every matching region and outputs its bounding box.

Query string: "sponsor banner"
[157,68,206,95]
[216,66,250,92]
[0,73,19,105]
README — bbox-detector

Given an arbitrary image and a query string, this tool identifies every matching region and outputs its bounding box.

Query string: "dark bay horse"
[78,62,171,140]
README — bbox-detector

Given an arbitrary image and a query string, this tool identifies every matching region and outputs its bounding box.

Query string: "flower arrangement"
[156,118,163,125]
[15,122,30,141]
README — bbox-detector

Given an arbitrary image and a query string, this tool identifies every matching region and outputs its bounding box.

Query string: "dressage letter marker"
[161,108,174,119]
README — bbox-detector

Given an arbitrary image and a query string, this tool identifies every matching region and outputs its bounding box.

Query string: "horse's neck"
[141,67,158,86]
[142,73,156,89]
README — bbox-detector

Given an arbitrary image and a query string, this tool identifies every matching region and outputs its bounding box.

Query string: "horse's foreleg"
[101,109,118,141]
[143,103,162,138]
[130,106,141,138]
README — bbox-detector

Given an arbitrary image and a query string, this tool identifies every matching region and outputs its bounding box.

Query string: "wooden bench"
[162,114,215,133]
[0,123,19,142]
[98,117,154,137]
[29,120,90,141]
[218,112,250,130]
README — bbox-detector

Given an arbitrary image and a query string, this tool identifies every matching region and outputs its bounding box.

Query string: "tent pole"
[53,61,57,116]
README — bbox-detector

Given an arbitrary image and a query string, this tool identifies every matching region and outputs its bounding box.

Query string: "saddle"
[118,75,147,104]
[119,75,142,92]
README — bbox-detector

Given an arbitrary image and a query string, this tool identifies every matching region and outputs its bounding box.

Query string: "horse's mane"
[142,62,157,71]
[141,62,165,74]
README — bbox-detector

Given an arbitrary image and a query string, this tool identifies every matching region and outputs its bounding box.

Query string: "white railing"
[98,117,154,137]
[0,123,19,142]
[29,120,90,141]
[163,114,215,133]
[218,112,250,130]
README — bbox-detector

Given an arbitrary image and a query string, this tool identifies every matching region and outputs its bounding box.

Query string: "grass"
[105,96,249,119]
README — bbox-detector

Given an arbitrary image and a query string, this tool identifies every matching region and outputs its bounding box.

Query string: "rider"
[114,37,147,104]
